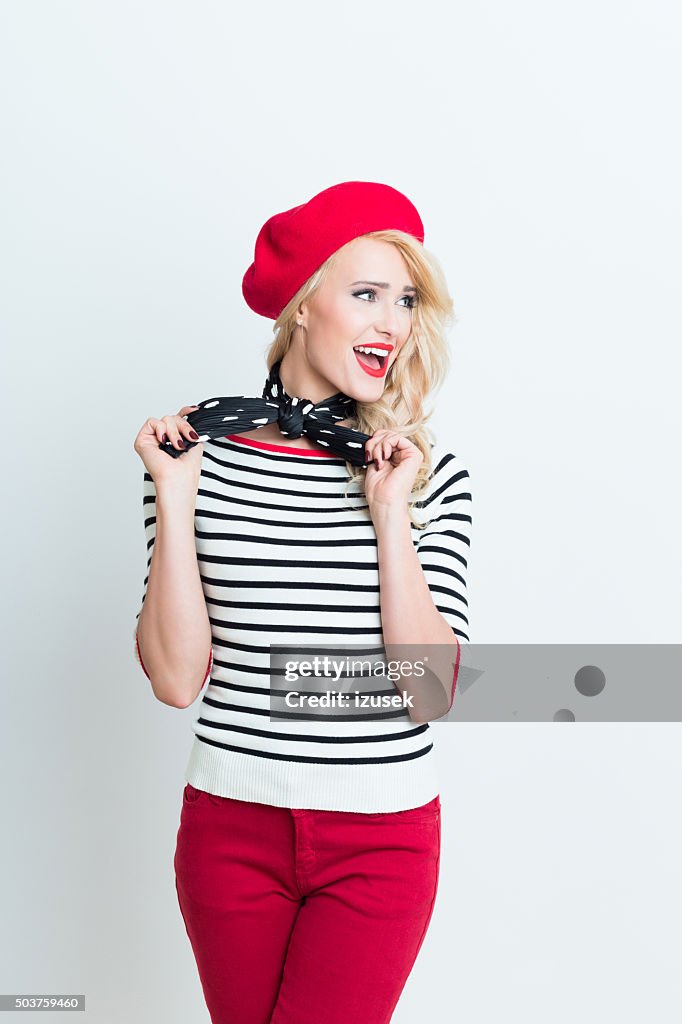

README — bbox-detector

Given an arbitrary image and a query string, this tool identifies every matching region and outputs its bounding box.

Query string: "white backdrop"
[1,1,681,1021]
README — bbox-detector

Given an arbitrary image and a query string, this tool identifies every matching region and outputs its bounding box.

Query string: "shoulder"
[425,440,472,499]
[412,440,472,528]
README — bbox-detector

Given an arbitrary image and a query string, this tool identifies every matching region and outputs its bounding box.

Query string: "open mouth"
[353,344,392,376]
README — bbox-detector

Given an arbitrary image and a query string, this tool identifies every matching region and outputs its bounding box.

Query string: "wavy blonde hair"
[263,229,457,530]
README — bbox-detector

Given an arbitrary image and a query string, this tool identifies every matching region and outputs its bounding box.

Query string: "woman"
[132,181,472,1024]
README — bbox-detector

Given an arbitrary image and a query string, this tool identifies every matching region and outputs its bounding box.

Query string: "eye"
[352,288,418,309]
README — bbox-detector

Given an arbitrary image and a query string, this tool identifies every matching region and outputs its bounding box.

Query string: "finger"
[152,418,171,445]
[135,418,168,454]
[162,415,188,450]
[377,435,393,466]
[144,418,171,446]
[155,417,176,447]
[388,434,407,466]
[177,405,200,417]
[373,435,391,469]
[143,417,161,437]
[388,436,403,461]
[177,414,201,444]
[364,430,388,465]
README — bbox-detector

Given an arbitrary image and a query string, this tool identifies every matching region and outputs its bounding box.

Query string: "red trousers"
[174,784,441,1024]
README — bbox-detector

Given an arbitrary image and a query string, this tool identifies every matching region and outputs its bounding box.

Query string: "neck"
[277,348,340,405]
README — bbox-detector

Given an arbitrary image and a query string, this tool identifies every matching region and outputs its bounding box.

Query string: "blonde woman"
[133,181,472,1024]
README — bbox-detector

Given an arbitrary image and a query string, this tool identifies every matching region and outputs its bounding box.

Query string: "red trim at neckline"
[225,433,342,457]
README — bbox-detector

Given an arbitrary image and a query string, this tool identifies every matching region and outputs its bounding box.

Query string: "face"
[281,237,418,407]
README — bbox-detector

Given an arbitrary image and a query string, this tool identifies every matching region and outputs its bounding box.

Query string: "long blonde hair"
[264,229,457,530]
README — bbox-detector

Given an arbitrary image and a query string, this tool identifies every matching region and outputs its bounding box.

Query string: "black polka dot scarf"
[160,359,374,467]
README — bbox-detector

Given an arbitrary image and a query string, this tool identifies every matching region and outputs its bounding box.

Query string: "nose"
[374,302,401,339]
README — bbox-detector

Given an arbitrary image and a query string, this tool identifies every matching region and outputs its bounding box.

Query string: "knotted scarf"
[159,359,373,467]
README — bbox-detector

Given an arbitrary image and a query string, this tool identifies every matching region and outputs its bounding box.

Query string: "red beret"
[241,180,425,320]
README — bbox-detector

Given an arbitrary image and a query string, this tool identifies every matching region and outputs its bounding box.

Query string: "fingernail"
[162,433,168,443]
[177,438,187,449]
[189,430,199,440]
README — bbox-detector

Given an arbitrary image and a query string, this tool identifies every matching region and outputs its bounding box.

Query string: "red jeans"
[174,784,441,1024]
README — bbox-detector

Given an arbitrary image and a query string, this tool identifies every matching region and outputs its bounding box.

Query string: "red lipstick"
[352,343,393,379]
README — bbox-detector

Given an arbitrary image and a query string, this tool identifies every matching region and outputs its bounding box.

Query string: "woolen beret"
[241,180,425,320]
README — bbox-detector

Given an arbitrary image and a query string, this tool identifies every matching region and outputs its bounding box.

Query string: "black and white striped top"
[134,432,472,812]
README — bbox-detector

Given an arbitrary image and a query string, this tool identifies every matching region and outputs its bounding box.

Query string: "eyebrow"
[350,280,418,293]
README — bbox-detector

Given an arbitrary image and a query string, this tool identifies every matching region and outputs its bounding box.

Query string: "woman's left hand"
[364,430,423,514]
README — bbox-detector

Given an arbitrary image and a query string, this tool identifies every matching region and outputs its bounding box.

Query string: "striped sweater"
[134,432,472,812]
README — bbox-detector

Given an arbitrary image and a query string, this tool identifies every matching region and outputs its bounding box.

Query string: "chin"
[346,380,385,404]
[342,362,389,399]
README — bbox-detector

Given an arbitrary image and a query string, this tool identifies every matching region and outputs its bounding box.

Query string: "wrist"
[370,502,411,533]
[155,477,200,512]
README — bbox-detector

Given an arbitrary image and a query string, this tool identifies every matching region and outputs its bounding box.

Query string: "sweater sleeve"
[415,449,472,711]
[133,471,213,685]
[415,450,472,641]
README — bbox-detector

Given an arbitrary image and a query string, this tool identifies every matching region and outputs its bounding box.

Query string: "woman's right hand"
[133,405,204,487]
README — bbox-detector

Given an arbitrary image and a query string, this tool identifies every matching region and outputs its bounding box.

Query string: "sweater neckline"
[224,433,344,458]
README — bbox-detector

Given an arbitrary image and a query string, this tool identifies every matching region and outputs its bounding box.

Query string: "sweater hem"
[184,735,441,813]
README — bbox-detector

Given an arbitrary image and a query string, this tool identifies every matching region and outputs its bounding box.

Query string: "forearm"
[374,506,459,722]
[136,484,211,708]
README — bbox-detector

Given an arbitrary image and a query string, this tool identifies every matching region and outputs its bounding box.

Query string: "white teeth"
[354,346,388,357]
